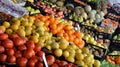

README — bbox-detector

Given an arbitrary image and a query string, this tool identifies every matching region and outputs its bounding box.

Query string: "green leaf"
[101,60,119,67]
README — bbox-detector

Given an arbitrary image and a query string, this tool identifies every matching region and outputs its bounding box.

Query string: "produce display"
[0,0,120,67]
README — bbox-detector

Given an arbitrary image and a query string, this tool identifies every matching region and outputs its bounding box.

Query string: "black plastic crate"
[85,43,108,61]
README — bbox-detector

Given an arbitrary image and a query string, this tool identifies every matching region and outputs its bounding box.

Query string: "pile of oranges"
[34,14,85,48]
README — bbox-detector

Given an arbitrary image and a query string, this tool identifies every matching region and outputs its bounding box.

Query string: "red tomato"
[26,40,35,49]
[51,63,58,67]
[38,56,43,62]
[0,54,7,62]
[23,48,35,59]
[27,59,36,67]
[18,45,27,51]
[36,51,45,57]
[7,56,16,63]
[17,57,28,67]
[13,37,26,46]
[6,49,14,56]
[31,56,38,63]
[2,39,13,49]
[0,29,4,34]
[14,51,22,58]
[0,46,5,53]
[35,62,44,67]
[9,33,19,39]
[46,55,55,65]
[59,61,68,66]
[65,63,73,67]
[34,43,41,52]
[55,59,60,64]
[0,34,8,40]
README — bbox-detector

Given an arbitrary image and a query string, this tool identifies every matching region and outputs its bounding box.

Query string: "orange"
[40,16,46,22]
[77,40,85,49]
[49,17,55,23]
[57,23,64,28]
[57,32,63,36]
[35,18,40,22]
[51,29,58,35]
[50,24,57,30]
[74,31,81,38]
[23,14,29,18]
[63,33,69,41]
[44,21,50,27]
[68,35,74,42]
[74,38,80,45]
[64,25,72,31]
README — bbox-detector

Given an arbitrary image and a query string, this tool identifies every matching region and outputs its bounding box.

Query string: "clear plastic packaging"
[0,0,28,17]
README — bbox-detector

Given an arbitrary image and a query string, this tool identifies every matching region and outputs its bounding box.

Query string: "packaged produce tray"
[85,43,108,61]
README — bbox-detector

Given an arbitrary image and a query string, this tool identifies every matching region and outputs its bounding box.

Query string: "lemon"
[14,20,21,26]
[65,56,75,63]
[63,50,69,57]
[10,24,19,31]
[3,21,10,28]
[0,26,6,32]
[5,29,13,35]
[54,49,62,57]
[17,29,25,37]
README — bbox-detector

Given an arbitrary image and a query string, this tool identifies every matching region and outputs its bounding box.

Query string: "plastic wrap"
[0,0,28,17]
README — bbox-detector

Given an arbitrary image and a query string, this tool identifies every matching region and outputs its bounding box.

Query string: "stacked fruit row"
[0,14,101,67]
[0,29,78,67]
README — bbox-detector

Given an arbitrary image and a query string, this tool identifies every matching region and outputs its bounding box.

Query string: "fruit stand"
[0,0,120,67]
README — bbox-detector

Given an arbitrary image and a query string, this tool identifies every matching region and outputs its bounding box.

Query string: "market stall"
[0,0,120,67]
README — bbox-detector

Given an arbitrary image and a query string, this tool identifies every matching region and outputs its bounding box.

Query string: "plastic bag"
[0,0,28,17]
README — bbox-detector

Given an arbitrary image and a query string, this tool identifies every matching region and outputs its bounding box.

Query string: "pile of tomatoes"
[0,29,44,67]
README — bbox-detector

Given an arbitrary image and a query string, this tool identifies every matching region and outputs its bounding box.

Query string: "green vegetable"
[101,60,119,67]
